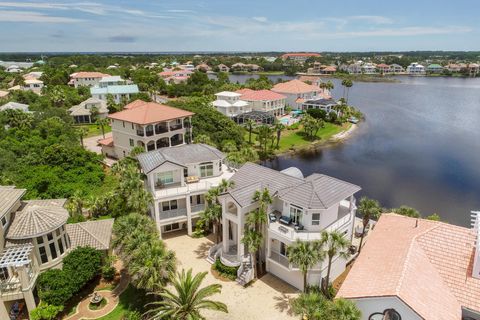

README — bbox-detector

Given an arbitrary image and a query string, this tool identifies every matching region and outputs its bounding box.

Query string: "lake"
[216,74,480,227]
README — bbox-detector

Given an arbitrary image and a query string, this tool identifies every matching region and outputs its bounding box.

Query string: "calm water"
[255,76,480,227]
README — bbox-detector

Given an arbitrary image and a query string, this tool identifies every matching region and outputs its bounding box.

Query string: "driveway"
[83,133,117,167]
[163,231,299,320]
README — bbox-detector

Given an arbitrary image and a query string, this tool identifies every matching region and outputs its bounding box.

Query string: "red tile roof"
[108,100,194,125]
[322,66,337,72]
[337,213,480,320]
[71,72,110,79]
[235,89,286,101]
[272,79,320,94]
[98,137,113,147]
[376,63,390,68]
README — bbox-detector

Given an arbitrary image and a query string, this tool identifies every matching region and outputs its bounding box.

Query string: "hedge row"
[213,258,239,281]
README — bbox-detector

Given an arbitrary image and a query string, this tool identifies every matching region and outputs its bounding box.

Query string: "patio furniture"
[268,213,277,223]
[279,216,292,225]
[186,176,200,183]
[349,245,357,254]
[294,224,304,231]
[278,226,288,234]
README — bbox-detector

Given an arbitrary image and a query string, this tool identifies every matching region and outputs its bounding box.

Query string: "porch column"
[24,289,37,312]
[237,221,244,261]
[349,195,356,243]
[186,196,192,236]
[153,201,161,238]
[222,216,228,252]
[0,301,8,320]
[150,173,155,192]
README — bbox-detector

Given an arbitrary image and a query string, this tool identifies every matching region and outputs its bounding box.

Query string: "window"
[0,267,8,281]
[199,162,214,177]
[37,236,44,244]
[1,216,7,228]
[58,239,64,255]
[49,242,58,260]
[64,235,70,249]
[131,123,134,129]
[156,171,174,185]
[196,195,201,204]
[122,121,125,128]
[184,168,188,177]
[129,139,134,147]
[170,200,178,210]
[56,229,60,237]
[312,213,320,226]
[39,246,48,264]
[162,201,170,211]
[162,200,178,211]
[280,242,287,256]
[290,205,303,225]
[165,223,180,232]
[47,233,53,241]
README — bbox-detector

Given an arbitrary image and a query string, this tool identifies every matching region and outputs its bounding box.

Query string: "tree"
[287,240,323,292]
[241,228,263,279]
[146,269,228,320]
[301,114,325,140]
[317,231,351,297]
[426,213,441,221]
[392,205,421,218]
[30,303,64,320]
[96,118,109,139]
[357,197,381,254]
[274,122,285,149]
[257,125,274,155]
[291,292,331,320]
[330,298,362,320]
[202,179,234,243]
[245,119,256,144]
[76,127,88,147]
[341,79,353,104]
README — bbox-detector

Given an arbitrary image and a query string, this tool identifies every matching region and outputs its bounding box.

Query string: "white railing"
[191,204,206,213]
[208,243,222,262]
[220,251,241,267]
[269,251,290,268]
[159,208,187,220]
[325,212,352,233]
[155,181,214,198]
[0,279,21,295]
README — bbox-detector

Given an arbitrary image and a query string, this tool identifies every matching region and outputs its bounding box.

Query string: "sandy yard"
[163,231,299,320]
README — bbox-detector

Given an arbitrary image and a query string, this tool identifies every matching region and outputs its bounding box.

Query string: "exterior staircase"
[206,243,221,264]
[236,256,254,286]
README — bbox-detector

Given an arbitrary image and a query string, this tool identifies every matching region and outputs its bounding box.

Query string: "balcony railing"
[160,208,188,220]
[169,124,183,131]
[0,278,21,295]
[191,203,205,213]
[269,251,290,268]
[136,130,145,137]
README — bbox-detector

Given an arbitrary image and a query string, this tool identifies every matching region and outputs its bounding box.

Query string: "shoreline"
[274,123,359,157]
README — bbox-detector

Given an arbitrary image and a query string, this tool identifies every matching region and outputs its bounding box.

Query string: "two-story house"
[407,63,426,75]
[212,91,251,118]
[69,72,111,88]
[272,79,323,109]
[100,100,194,159]
[137,144,235,237]
[211,163,360,290]
[235,89,287,117]
[90,76,139,104]
[68,97,109,124]
[0,186,113,319]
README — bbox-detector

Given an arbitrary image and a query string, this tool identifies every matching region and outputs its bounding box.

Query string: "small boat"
[348,116,359,124]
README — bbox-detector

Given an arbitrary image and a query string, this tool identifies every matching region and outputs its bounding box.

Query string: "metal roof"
[303,98,337,106]
[137,143,225,174]
[90,84,139,95]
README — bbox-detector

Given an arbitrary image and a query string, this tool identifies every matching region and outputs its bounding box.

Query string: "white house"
[90,76,139,104]
[406,63,426,75]
[210,163,360,290]
[301,98,339,114]
[100,100,194,159]
[337,213,480,320]
[69,72,111,88]
[212,91,251,118]
[426,64,444,74]
[236,89,287,116]
[137,144,235,237]
[389,64,404,74]
[361,63,377,74]
[22,79,44,94]
[0,186,113,319]
[68,97,109,124]
[0,102,29,113]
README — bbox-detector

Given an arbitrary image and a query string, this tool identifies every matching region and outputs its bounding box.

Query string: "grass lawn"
[96,285,146,320]
[75,123,112,138]
[245,122,349,153]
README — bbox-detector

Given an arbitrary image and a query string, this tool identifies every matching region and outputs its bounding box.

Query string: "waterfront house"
[235,89,287,116]
[446,63,462,73]
[389,64,404,74]
[69,72,111,88]
[0,186,113,318]
[212,91,251,118]
[272,79,323,109]
[159,69,193,84]
[231,63,247,71]
[302,98,339,114]
[209,163,360,290]
[137,144,235,237]
[0,102,29,113]
[468,63,480,77]
[340,63,363,74]
[281,53,321,64]
[217,64,230,72]
[376,63,390,74]
[68,97,108,124]
[406,63,426,75]
[195,63,211,72]
[321,65,337,74]
[337,213,480,320]
[361,63,377,74]
[426,63,444,74]
[100,100,194,159]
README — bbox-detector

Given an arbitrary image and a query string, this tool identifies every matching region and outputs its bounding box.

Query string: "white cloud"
[252,16,267,22]
[348,15,394,24]
[166,9,194,13]
[0,9,81,22]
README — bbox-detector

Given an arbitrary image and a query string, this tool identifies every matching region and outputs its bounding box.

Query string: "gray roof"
[277,173,361,209]
[6,199,68,239]
[66,219,114,250]
[225,163,360,209]
[0,186,26,218]
[69,97,108,116]
[280,167,304,179]
[137,144,225,174]
[0,102,30,112]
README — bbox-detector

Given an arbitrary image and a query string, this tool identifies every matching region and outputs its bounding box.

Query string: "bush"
[123,310,142,320]
[37,247,103,306]
[30,303,63,320]
[102,256,117,281]
[212,258,239,280]
[192,218,208,238]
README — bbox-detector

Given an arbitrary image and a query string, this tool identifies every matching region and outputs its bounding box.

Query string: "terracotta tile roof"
[272,79,321,94]
[98,136,113,147]
[235,89,286,101]
[376,63,390,68]
[71,72,110,79]
[124,99,148,110]
[322,66,337,72]
[66,219,114,250]
[108,100,194,125]
[337,213,480,319]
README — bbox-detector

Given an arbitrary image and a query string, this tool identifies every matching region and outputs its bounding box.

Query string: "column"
[349,195,356,243]
[153,201,162,239]
[222,216,228,253]
[150,173,155,192]
[0,302,9,320]
[237,221,244,261]
[24,289,37,313]
[186,196,192,236]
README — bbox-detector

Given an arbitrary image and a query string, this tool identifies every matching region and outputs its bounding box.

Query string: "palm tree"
[202,180,235,243]
[66,191,84,218]
[287,240,323,292]
[357,197,381,254]
[145,269,227,320]
[113,213,157,252]
[291,292,330,320]
[329,298,362,320]
[317,230,351,297]
[241,228,263,279]
[257,125,273,155]
[77,127,88,147]
[96,118,109,139]
[129,240,176,292]
[274,122,285,149]
[341,79,353,104]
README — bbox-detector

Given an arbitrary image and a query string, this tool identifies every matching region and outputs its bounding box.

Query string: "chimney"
[471,211,480,279]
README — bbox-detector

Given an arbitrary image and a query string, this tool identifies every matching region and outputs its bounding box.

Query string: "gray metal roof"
[225,163,360,209]
[0,186,26,218]
[277,173,361,209]
[137,144,225,174]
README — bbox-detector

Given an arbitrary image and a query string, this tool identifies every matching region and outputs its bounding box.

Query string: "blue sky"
[0,0,478,52]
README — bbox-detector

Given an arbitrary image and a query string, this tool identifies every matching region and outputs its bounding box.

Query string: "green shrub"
[192,218,208,238]
[37,269,74,306]
[30,303,63,320]
[123,310,142,320]
[102,256,117,281]
[212,258,239,280]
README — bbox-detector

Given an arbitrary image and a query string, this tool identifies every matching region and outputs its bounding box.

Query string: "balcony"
[169,124,183,131]
[155,124,169,134]
[136,130,145,137]
[0,278,22,296]
[160,208,188,220]
[269,251,290,268]
[191,203,205,214]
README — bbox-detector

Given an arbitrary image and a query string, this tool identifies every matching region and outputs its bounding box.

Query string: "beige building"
[272,79,323,109]
[0,186,113,319]
[69,72,111,88]
[68,97,108,124]
[235,89,287,116]
[100,100,194,159]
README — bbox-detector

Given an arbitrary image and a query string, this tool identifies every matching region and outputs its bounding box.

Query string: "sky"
[0,0,479,52]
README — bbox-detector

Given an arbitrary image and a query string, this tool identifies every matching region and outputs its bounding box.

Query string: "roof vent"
[471,211,480,279]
